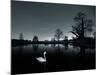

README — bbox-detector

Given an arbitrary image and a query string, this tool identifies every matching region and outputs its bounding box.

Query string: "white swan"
[36,51,46,63]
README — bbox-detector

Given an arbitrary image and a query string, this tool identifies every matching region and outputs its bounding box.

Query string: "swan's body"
[36,51,46,63]
[36,57,46,62]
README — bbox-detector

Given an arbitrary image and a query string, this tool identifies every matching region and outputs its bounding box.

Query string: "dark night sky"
[11,1,96,41]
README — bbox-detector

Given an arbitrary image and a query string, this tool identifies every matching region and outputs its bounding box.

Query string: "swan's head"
[44,51,46,55]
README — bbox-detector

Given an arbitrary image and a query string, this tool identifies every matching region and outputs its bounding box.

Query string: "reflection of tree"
[32,35,39,52]
[32,44,39,63]
[64,45,68,50]
[78,46,85,66]
[18,45,24,59]
[70,12,93,40]
[64,36,68,44]
[19,45,24,50]
[54,28,63,42]
[51,38,56,47]
[51,44,56,47]
[32,44,39,51]
[55,45,61,55]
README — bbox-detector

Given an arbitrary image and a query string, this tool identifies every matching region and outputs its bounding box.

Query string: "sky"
[11,0,96,41]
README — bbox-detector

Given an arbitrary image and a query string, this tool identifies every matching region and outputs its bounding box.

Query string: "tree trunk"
[80,18,84,46]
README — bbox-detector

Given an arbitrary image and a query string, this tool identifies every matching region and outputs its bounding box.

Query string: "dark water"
[11,44,96,74]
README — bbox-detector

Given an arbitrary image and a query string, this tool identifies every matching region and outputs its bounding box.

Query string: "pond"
[11,44,96,74]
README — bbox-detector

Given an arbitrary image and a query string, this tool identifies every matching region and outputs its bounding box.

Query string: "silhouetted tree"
[33,35,39,42]
[70,12,93,40]
[54,28,63,42]
[44,40,49,46]
[63,36,68,47]
[64,36,68,41]
[19,33,24,40]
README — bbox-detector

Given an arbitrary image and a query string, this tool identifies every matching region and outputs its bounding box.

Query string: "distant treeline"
[12,39,32,47]
[12,36,95,48]
[11,39,68,47]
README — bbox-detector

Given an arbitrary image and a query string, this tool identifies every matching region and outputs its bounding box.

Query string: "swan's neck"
[44,53,46,60]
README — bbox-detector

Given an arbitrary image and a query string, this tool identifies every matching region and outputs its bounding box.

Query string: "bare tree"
[64,36,68,41]
[19,33,24,40]
[33,35,39,42]
[70,12,93,39]
[54,28,63,42]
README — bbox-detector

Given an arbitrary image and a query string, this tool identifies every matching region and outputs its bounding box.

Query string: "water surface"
[12,44,95,74]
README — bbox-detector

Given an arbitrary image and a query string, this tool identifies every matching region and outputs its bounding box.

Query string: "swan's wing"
[36,57,46,62]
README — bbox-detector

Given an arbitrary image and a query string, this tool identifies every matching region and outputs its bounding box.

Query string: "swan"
[35,51,47,63]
